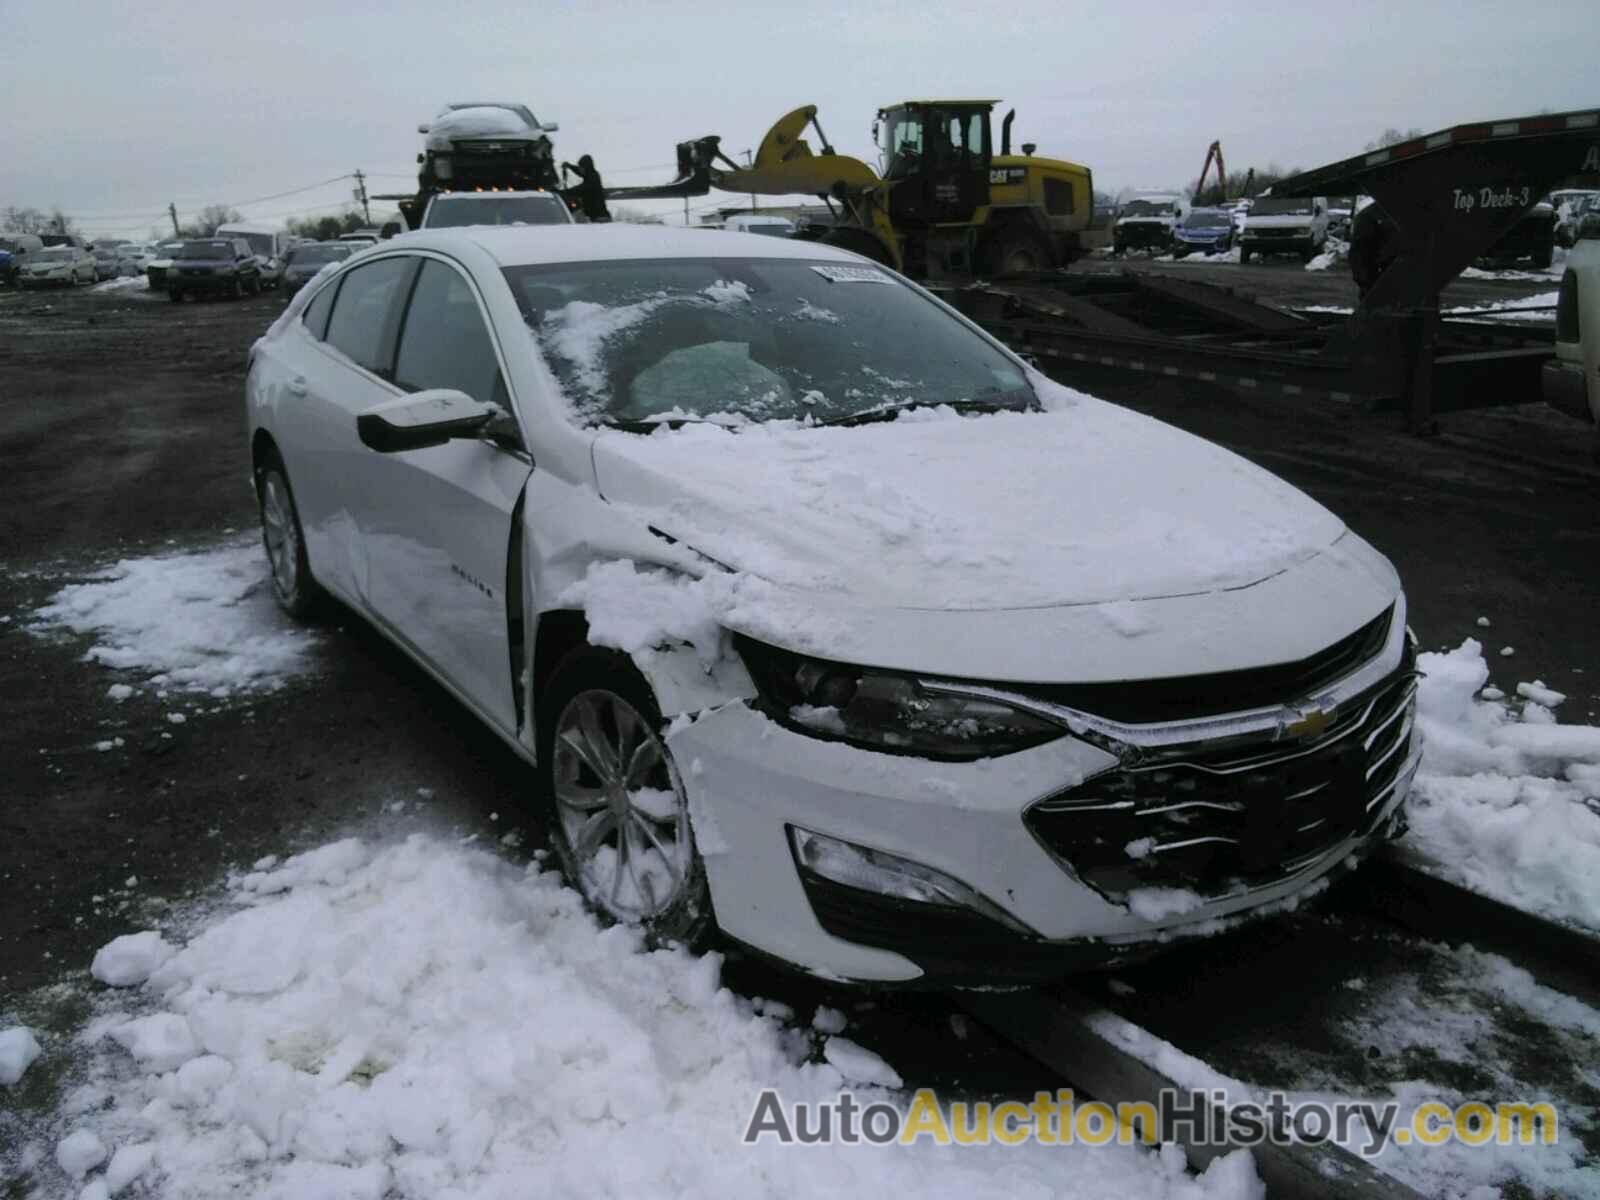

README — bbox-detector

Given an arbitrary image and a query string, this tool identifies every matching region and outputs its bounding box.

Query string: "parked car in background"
[117,244,154,276]
[216,222,291,290]
[723,213,796,238]
[146,240,187,289]
[419,191,574,229]
[1239,195,1330,263]
[167,238,263,301]
[1554,192,1599,249]
[1326,197,1355,240]
[91,247,123,281]
[280,241,356,296]
[1170,207,1235,257]
[1481,201,1556,269]
[1545,230,1600,462]
[1113,193,1184,254]
[20,244,96,287]
[336,232,379,248]
[246,224,1416,985]
[0,234,45,285]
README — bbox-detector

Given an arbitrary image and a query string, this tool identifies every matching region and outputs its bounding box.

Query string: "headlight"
[736,637,1062,760]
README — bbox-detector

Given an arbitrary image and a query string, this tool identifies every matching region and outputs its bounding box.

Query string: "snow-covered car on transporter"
[246,225,1420,986]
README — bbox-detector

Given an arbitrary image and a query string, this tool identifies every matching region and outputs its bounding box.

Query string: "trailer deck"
[939,106,1598,430]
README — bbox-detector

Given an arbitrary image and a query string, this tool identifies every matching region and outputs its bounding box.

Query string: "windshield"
[1184,210,1232,229]
[426,197,567,228]
[219,231,274,256]
[1251,198,1314,217]
[287,244,353,266]
[178,241,232,260]
[1122,200,1176,217]
[503,257,1031,427]
[38,249,74,262]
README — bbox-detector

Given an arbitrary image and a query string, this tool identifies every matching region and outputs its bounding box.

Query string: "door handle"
[287,375,308,397]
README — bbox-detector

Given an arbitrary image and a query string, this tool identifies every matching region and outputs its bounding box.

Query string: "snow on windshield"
[506,258,1030,426]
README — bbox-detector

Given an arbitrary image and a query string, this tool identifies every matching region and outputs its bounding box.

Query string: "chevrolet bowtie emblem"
[1285,704,1335,739]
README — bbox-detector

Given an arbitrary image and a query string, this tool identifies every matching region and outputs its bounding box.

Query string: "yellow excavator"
[608,101,1097,279]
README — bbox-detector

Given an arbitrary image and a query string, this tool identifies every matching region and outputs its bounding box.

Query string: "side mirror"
[417,124,431,134]
[542,122,559,133]
[357,390,499,453]
[381,221,402,239]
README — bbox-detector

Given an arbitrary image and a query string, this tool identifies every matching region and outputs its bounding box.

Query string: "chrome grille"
[1024,651,1417,900]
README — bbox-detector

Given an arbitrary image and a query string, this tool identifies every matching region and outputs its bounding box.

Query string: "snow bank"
[1303,237,1348,272]
[24,835,1262,1199]
[31,538,317,695]
[0,1026,43,1086]
[91,932,177,987]
[1402,639,1600,932]
[90,276,156,298]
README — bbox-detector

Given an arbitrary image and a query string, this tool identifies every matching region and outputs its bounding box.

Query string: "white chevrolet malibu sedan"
[246,225,1420,985]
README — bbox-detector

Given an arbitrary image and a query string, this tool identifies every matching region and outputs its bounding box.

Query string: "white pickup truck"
[1545,233,1600,462]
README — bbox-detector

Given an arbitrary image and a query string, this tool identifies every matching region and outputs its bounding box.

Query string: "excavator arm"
[1196,140,1227,203]
[598,106,906,269]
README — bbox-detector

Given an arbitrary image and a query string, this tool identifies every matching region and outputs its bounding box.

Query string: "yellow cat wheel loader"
[607,101,1097,279]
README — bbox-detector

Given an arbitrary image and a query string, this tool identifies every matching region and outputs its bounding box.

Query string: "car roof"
[429,191,563,202]
[397,224,868,268]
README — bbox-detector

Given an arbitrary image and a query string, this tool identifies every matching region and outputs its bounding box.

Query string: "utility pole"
[683,196,690,227]
[353,170,371,225]
[743,149,757,212]
[168,203,180,236]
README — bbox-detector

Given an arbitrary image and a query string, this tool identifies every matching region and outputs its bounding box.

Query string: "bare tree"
[1365,127,1424,151]
[3,206,82,238]
[285,208,370,241]
[176,204,244,238]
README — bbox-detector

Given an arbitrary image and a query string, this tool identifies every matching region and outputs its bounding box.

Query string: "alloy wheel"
[260,473,301,601]
[551,689,693,923]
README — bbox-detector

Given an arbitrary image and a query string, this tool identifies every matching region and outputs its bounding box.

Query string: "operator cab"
[874,100,995,226]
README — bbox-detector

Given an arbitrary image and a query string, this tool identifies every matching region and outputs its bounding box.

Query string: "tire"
[168,288,183,302]
[1301,242,1315,264]
[1533,240,1555,271]
[256,456,321,620]
[538,646,715,951]
[247,276,261,296]
[982,227,1053,275]
[231,277,244,300]
[819,226,894,267]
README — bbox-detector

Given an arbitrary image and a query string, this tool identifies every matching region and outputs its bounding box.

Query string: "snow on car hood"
[591,396,1347,613]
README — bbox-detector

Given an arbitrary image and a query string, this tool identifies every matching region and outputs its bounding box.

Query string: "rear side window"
[302,279,339,340]
[324,257,415,376]
[394,260,504,403]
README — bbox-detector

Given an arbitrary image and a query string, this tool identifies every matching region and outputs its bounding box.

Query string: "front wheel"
[256,457,321,619]
[539,646,714,950]
[982,227,1053,275]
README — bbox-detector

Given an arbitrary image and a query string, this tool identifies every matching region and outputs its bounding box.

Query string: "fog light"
[788,826,1033,934]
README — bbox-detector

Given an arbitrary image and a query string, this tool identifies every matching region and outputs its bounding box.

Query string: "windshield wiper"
[599,413,746,434]
[812,392,1036,429]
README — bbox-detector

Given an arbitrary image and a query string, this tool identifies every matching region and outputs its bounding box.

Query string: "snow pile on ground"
[0,1026,43,1086]
[1442,291,1559,322]
[31,538,316,696]
[1153,247,1241,265]
[1403,638,1600,932]
[11,835,1263,1199]
[1303,237,1348,271]
[90,276,154,298]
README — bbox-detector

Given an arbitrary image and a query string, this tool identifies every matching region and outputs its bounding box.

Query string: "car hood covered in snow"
[589,393,1401,682]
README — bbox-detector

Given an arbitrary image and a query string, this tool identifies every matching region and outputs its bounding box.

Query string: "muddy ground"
[1,260,1594,1051]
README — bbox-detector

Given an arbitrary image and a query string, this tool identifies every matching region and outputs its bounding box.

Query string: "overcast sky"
[2,0,1594,238]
